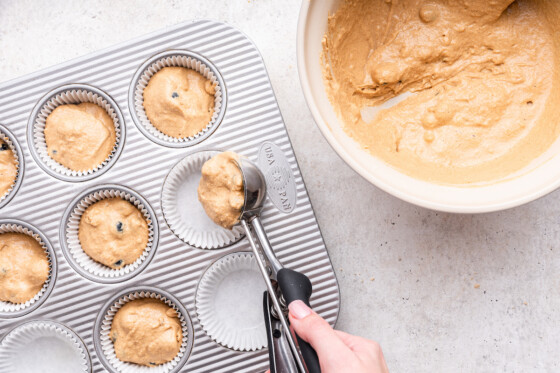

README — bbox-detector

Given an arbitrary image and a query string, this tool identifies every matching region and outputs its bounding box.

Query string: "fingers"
[335,330,380,353]
[335,330,390,373]
[286,301,390,373]
[288,300,353,363]
[335,330,372,351]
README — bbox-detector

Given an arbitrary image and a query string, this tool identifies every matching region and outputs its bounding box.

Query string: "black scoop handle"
[277,268,321,373]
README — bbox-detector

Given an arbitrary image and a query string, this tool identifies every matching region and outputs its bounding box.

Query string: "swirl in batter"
[322,0,560,184]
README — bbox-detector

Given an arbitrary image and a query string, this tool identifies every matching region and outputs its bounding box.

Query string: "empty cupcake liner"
[27,84,125,182]
[161,150,245,249]
[0,320,91,373]
[0,220,57,317]
[0,124,23,209]
[129,50,226,147]
[60,185,158,284]
[196,252,267,351]
[94,287,194,373]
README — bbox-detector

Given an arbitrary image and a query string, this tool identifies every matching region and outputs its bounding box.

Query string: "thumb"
[288,300,352,362]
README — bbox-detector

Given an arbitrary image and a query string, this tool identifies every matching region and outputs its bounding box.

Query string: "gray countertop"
[1,1,558,372]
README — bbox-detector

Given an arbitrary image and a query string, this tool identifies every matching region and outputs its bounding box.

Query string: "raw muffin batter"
[0,233,49,304]
[0,139,17,197]
[78,198,149,269]
[45,103,117,172]
[198,151,245,229]
[322,0,559,184]
[143,66,216,138]
[110,298,183,366]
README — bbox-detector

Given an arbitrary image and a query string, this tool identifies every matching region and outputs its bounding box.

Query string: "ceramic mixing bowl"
[296,0,560,213]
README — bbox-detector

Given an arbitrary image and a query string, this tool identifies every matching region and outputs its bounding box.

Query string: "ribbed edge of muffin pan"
[161,149,245,249]
[26,84,125,182]
[0,219,57,318]
[93,286,194,373]
[0,124,24,209]
[59,184,159,284]
[0,320,91,372]
[128,50,227,148]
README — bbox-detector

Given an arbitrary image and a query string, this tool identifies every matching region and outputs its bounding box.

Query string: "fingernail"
[289,300,312,319]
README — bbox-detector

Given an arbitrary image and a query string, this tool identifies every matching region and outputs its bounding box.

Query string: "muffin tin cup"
[0,124,23,209]
[0,320,91,372]
[129,50,227,147]
[195,252,267,351]
[59,184,159,284]
[0,219,57,318]
[94,287,194,373]
[161,149,245,249]
[26,84,125,182]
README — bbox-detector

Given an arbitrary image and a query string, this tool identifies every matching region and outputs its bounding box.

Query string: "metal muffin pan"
[0,20,340,372]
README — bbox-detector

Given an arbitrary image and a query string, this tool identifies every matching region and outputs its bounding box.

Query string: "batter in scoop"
[198,151,245,229]
[44,103,117,172]
[143,66,216,138]
[0,138,17,198]
[110,298,183,366]
[0,233,49,304]
[78,198,149,269]
[322,0,560,184]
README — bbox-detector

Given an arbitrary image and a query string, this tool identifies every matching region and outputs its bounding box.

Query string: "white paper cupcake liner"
[0,124,23,209]
[0,320,91,373]
[94,288,193,373]
[60,185,158,284]
[0,220,57,317]
[27,84,125,182]
[161,150,245,249]
[196,252,267,351]
[129,50,226,147]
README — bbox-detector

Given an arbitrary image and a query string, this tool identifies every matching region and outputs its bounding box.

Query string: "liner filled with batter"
[97,288,191,373]
[131,52,224,145]
[62,186,156,282]
[0,222,54,315]
[0,129,20,207]
[30,87,123,179]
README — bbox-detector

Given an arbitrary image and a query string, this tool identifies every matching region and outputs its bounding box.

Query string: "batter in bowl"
[322,0,560,184]
[110,298,183,366]
[0,233,49,304]
[44,103,117,172]
[0,139,17,198]
[198,151,245,229]
[78,198,149,269]
[143,66,216,138]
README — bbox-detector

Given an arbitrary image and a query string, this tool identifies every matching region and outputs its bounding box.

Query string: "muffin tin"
[0,20,340,372]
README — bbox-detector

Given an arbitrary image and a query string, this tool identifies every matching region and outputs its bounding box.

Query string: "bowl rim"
[296,0,560,213]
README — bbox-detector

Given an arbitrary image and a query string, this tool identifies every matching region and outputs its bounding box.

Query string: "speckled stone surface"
[1,1,558,372]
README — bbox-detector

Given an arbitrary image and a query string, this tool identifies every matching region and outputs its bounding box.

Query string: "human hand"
[266,300,389,373]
